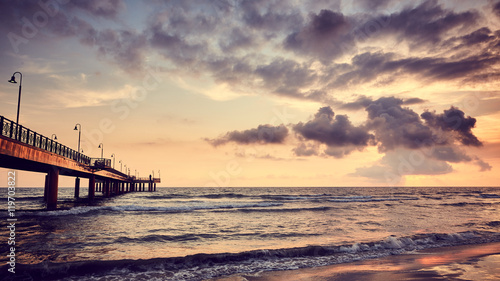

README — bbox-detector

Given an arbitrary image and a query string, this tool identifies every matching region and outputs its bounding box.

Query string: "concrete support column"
[47,168,59,210]
[44,174,49,202]
[88,175,95,201]
[154,183,156,192]
[74,177,80,198]
[104,180,110,197]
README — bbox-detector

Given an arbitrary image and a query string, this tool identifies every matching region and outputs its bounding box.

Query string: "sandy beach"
[210,242,500,281]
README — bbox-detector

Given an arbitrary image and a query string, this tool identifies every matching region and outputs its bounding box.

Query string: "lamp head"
[74,125,78,130]
[54,136,58,140]
[98,144,102,148]
[8,76,17,84]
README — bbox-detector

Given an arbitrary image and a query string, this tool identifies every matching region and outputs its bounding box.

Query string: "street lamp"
[74,124,81,156]
[111,153,115,169]
[51,134,57,140]
[8,71,23,140]
[98,143,103,158]
[119,160,122,172]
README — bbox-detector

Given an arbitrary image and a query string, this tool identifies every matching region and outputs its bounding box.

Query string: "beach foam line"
[327,196,419,203]
[24,202,284,216]
[6,231,500,281]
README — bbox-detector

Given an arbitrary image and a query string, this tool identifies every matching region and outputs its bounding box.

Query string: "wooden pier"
[0,115,160,209]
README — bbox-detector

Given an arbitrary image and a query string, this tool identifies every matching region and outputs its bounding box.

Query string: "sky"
[0,0,499,188]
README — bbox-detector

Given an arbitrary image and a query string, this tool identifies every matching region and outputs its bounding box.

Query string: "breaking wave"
[4,231,499,281]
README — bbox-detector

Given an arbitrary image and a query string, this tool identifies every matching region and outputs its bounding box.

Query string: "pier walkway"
[0,115,160,209]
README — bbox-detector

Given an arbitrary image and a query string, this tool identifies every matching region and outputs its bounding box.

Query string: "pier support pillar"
[74,177,80,198]
[44,174,49,202]
[47,168,59,210]
[104,180,110,197]
[154,183,156,192]
[88,175,95,201]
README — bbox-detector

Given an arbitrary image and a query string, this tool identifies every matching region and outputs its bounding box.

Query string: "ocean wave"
[25,202,284,217]
[480,193,500,198]
[234,206,332,213]
[5,231,500,281]
[328,196,419,203]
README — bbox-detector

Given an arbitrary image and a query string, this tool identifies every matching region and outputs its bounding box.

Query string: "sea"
[1,186,500,281]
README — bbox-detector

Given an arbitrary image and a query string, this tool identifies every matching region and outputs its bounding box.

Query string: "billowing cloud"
[206,124,289,147]
[284,9,355,61]
[365,97,435,152]
[421,107,482,146]
[208,97,491,181]
[293,106,374,156]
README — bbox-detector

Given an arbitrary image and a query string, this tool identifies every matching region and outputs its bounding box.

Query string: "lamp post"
[111,153,115,169]
[152,170,155,179]
[98,143,103,158]
[74,124,81,159]
[119,160,122,172]
[159,170,161,179]
[8,72,23,140]
[51,134,57,140]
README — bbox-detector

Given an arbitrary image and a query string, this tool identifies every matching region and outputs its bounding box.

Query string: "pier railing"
[1,115,91,165]
[132,176,161,183]
[90,158,112,168]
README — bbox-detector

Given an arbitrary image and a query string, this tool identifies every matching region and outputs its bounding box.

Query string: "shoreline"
[209,242,500,281]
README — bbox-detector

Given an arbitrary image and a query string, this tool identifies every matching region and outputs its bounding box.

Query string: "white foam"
[30,202,284,216]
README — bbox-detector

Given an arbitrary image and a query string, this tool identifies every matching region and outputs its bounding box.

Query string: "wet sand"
[209,242,500,281]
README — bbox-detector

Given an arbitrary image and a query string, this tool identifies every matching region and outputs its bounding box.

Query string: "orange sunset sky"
[1,0,499,187]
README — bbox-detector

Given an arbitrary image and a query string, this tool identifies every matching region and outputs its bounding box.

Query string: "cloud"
[208,97,491,182]
[69,0,125,19]
[284,9,354,61]
[365,97,435,152]
[206,124,289,147]
[293,106,374,148]
[292,142,319,157]
[421,107,482,146]
[354,148,454,185]
[377,0,479,48]
[494,1,500,18]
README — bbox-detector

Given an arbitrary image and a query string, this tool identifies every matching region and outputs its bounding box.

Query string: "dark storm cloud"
[284,9,355,61]
[421,107,482,147]
[331,50,500,88]
[364,97,436,152]
[459,27,496,46]
[206,125,289,147]
[293,106,374,148]
[377,0,479,48]
[494,1,500,17]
